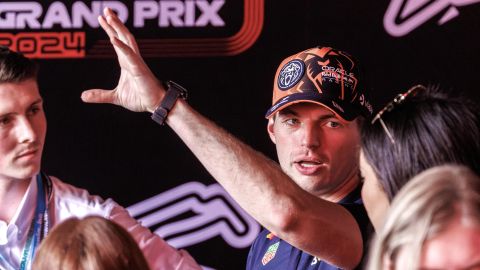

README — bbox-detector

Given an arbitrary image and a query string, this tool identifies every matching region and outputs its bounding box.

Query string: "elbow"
[266,199,303,236]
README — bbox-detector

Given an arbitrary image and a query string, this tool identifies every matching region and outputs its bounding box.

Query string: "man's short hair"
[0,46,38,83]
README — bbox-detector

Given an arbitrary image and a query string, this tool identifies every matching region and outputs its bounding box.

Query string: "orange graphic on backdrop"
[89,0,264,58]
[0,32,85,58]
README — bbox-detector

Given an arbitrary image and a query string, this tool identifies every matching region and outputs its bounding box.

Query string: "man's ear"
[267,117,276,144]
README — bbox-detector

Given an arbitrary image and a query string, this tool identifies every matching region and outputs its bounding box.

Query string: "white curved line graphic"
[384,0,480,37]
[127,181,260,249]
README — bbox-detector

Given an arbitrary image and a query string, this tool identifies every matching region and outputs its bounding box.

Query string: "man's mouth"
[16,148,39,160]
[294,159,327,175]
[297,161,321,167]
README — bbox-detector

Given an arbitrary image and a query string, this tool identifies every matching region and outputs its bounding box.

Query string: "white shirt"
[0,176,201,270]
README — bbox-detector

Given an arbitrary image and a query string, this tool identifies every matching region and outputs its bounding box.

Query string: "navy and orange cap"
[265,46,373,121]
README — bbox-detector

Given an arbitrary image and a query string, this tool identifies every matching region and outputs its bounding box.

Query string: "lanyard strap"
[18,174,48,270]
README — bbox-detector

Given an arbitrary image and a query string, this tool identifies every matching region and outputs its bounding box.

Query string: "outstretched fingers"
[86,7,161,112]
[110,36,147,76]
[98,12,118,41]
[103,8,140,54]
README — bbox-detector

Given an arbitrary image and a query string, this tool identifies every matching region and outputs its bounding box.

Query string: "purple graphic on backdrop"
[127,181,260,249]
[384,0,480,37]
[0,1,225,29]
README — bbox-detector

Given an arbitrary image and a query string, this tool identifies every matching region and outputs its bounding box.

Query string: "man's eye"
[28,106,41,115]
[0,117,11,126]
[326,121,341,128]
[284,118,299,126]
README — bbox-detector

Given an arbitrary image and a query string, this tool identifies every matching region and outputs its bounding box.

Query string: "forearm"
[167,100,296,228]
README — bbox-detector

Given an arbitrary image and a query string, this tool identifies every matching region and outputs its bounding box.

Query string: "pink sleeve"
[109,205,202,270]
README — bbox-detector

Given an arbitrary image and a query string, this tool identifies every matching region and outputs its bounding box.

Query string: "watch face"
[168,81,188,99]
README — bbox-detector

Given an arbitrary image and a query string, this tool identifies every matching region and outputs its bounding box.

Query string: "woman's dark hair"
[361,86,480,201]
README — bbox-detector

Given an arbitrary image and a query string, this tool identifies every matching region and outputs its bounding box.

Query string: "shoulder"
[340,184,371,227]
[340,196,372,236]
[48,175,120,221]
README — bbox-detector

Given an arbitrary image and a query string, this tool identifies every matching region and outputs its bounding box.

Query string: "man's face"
[267,103,360,198]
[0,79,46,182]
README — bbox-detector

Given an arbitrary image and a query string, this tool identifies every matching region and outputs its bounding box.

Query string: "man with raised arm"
[83,8,373,269]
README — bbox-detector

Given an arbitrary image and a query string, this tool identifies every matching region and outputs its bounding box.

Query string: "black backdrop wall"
[3,1,479,269]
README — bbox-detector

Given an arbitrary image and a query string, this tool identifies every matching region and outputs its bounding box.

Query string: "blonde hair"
[367,165,480,270]
[33,216,150,270]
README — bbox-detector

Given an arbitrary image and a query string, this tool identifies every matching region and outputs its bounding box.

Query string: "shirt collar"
[0,176,36,245]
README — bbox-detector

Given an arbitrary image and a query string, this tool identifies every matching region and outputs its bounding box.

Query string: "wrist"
[147,81,166,113]
[151,81,188,125]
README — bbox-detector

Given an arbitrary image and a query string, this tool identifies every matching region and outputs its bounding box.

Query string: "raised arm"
[82,8,363,269]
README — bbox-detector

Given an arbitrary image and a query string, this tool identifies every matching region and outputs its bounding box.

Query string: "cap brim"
[265,92,357,121]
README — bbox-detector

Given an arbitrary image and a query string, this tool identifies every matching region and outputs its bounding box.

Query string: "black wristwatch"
[151,81,188,125]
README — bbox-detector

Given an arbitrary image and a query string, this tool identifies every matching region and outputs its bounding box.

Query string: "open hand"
[81,7,164,113]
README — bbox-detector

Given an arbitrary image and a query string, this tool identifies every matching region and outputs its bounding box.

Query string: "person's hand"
[81,7,164,113]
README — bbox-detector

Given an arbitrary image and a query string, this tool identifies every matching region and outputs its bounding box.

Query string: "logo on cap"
[277,59,305,90]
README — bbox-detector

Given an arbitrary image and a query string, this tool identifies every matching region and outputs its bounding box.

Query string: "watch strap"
[152,81,187,125]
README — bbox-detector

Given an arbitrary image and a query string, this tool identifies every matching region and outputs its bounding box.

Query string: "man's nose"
[300,124,321,148]
[16,118,37,143]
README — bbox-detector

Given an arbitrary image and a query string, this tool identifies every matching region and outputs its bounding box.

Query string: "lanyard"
[17,173,50,270]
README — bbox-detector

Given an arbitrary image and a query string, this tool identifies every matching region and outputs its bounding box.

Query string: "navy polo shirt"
[246,185,371,270]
